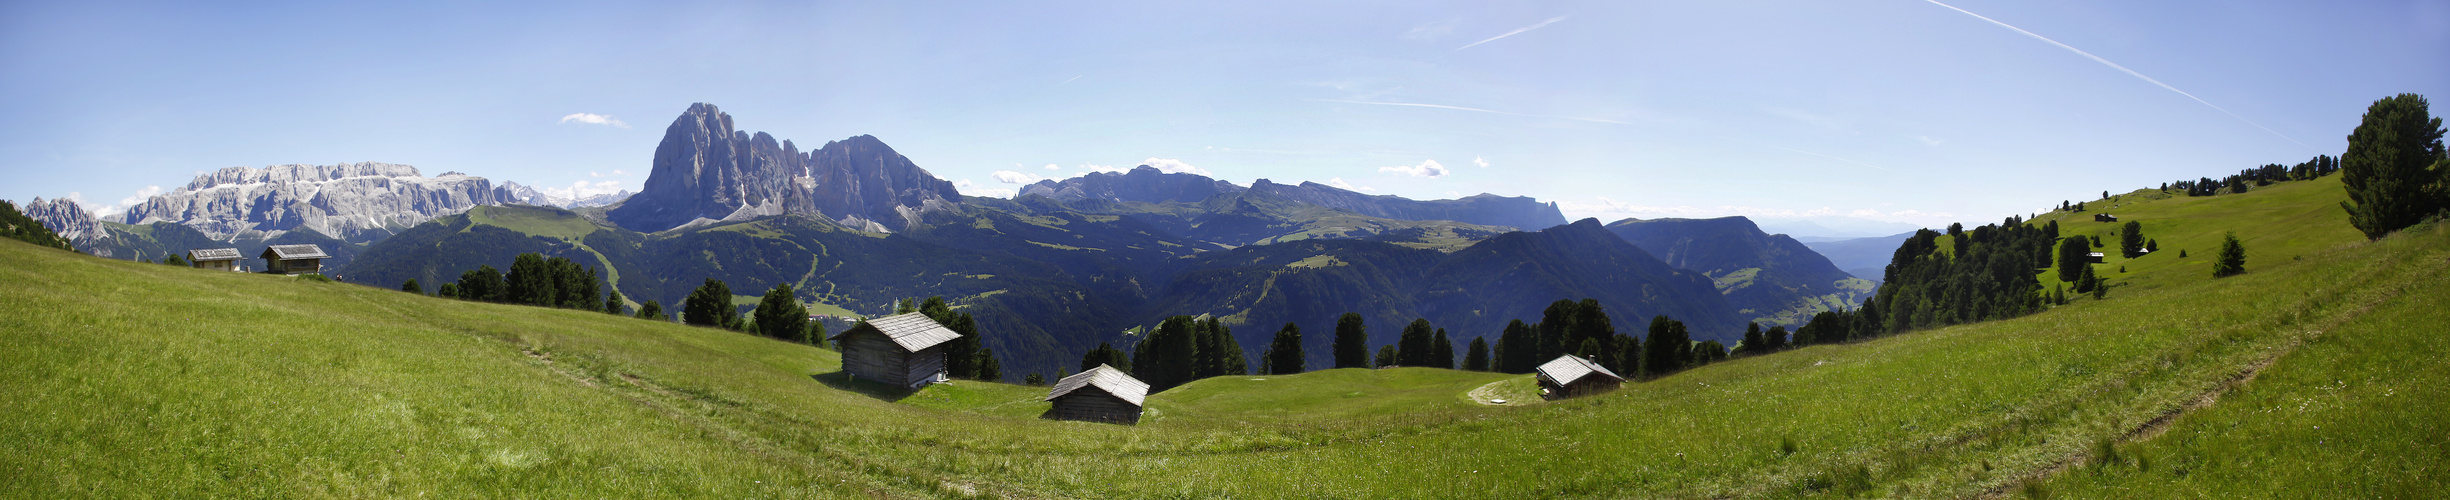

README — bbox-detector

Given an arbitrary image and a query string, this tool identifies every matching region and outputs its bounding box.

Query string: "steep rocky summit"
[112,162,504,243]
[607,103,962,232]
[23,197,110,253]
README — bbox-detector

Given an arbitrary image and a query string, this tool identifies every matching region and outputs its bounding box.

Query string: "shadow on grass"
[810,371,919,402]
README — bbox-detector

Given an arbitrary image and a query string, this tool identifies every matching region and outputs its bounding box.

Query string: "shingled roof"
[826,312,961,352]
[1045,364,1149,406]
[1536,354,1624,387]
[261,244,330,260]
[188,248,243,261]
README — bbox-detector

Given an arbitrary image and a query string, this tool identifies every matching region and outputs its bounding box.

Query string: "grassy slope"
[3,173,2442,498]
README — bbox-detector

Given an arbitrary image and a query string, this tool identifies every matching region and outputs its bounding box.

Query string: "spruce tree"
[2339,93,2447,239]
[1080,342,1132,372]
[681,278,737,329]
[1131,316,1201,391]
[1265,323,1304,375]
[1333,313,1369,369]
[2214,232,2248,277]
[752,283,810,343]
[1374,345,1396,368]
[636,300,664,321]
[1463,337,1489,371]
[1642,316,1691,377]
[604,289,626,315]
[401,279,423,294]
[2119,221,2146,258]
[504,253,556,307]
[457,265,505,302]
[1397,319,1433,367]
[2057,237,2091,282]
[1431,328,1454,369]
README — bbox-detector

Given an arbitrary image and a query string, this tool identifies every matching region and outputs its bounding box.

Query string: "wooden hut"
[827,312,959,389]
[2094,213,2118,223]
[1043,364,1149,425]
[2086,252,2108,264]
[259,244,330,274]
[1536,354,1624,399]
[188,248,243,272]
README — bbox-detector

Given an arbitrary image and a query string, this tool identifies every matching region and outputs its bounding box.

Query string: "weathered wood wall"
[1045,390,1141,425]
[840,331,913,387]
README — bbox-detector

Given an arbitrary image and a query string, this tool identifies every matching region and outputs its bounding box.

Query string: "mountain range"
[21,102,1885,381]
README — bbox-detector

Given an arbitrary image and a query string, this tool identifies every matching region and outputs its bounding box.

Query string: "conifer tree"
[1264,322,1304,375]
[2214,232,2248,277]
[636,300,664,321]
[1333,313,1369,369]
[401,279,422,294]
[1397,319,1434,367]
[1374,345,1396,368]
[1463,337,1489,371]
[604,289,625,315]
[2339,93,2447,239]
[752,283,810,344]
[1430,328,1454,369]
[681,278,737,329]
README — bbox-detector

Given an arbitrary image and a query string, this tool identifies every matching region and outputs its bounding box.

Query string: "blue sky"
[4,0,2444,235]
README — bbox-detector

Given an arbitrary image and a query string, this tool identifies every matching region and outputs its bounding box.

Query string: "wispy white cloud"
[1310,99,1627,125]
[1403,18,1459,42]
[1379,159,1450,178]
[1473,156,1490,168]
[1914,135,1944,146]
[1140,158,1212,175]
[1457,15,1569,50]
[558,113,629,128]
[1043,163,1061,171]
[1923,0,2310,149]
[83,185,165,216]
[955,179,1017,199]
[991,170,1042,184]
[1324,177,1377,193]
[539,180,626,200]
[1063,75,1083,84]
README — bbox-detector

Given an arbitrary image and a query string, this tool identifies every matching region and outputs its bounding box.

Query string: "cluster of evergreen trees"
[1482,300,1728,378]
[1125,315,1244,392]
[2165,154,2342,197]
[427,253,625,316]
[1859,219,2053,336]
[894,297,1001,381]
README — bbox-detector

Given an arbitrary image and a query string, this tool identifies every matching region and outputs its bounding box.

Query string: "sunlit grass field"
[2,175,2442,498]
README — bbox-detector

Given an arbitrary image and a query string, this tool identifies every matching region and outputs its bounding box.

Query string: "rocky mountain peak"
[115,162,503,243]
[22,197,111,254]
[608,103,960,233]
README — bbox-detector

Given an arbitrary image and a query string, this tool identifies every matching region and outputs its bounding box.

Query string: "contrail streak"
[1310,99,1627,124]
[1924,0,2310,149]
[1457,15,1568,50]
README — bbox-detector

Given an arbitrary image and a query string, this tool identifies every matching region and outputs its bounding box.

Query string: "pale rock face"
[114,162,505,243]
[607,103,961,233]
[23,197,113,256]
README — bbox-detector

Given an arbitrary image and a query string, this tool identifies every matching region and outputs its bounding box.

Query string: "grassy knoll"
[3,174,2444,498]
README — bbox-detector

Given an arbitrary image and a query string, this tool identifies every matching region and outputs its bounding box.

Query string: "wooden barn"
[1536,354,1625,399]
[2094,213,2119,222]
[827,312,959,389]
[2087,252,2108,263]
[1042,364,1149,425]
[259,244,329,274]
[188,248,243,272]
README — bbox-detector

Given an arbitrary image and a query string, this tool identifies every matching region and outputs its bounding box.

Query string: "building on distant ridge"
[259,244,329,274]
[2086,252,2108,264]
[1535,354,1624,400]
[1043,364,1148,425]
[2094,213,2118,223]
[827,312,958,389]
[189,248,243,272]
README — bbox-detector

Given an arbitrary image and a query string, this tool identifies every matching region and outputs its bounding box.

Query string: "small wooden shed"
[189,248,243,272]
[1043,364,1149,425]
[827,312,959,389]
[1536,354,1625,399]
[259,244,330,274]
[2094,213,2118,223]
[2086,252,2108,264]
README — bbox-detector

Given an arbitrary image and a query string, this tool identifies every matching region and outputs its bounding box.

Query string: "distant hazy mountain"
[1753,217,1925,240]
[1802,231,1917,284]
[1019,166,1568,231]
[495,182,634,209]
[607,103,962,233]
[1605,216,1875,327]
[22,197,108,254]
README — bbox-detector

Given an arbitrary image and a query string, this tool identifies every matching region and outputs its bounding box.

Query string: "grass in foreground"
[3,176,2444,498]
